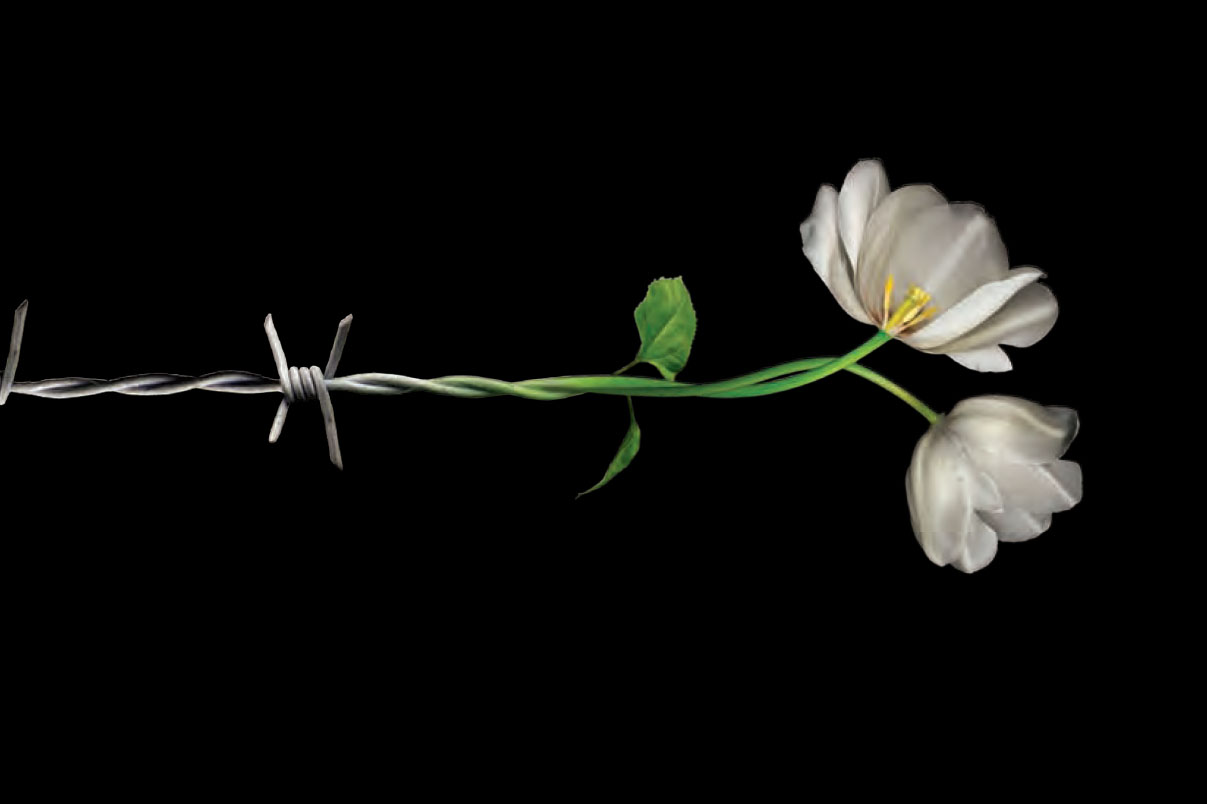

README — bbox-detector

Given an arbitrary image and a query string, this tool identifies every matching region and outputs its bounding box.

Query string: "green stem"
[613,359,639,375]
[518,330,892,398]
[413,330,938,422]
[700,359,935,422]
[844,363,938,423]
[556,331,936,422]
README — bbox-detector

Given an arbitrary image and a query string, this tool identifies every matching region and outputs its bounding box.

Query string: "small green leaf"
[577,398,641,498]
[633,276,696,381]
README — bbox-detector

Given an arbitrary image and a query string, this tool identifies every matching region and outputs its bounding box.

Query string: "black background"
[5,22,1166,772]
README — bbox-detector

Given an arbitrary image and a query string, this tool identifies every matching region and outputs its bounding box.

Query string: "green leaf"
[577,398,641,498]
[633,276,696,381]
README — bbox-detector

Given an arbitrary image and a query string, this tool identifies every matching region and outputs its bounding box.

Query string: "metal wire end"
[1,299,29,406]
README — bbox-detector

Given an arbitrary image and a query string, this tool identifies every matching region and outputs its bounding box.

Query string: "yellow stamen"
[902,305,937,329]
[880,278,937,335]
[898,301,928,327]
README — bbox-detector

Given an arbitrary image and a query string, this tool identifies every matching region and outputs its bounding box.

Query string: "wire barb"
[263,313,352,470]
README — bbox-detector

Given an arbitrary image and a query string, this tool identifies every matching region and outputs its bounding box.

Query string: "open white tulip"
[800,160,1059,372]
[906,395,1082,573]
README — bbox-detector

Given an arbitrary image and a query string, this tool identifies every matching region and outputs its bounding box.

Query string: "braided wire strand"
[1,302,364,469]
[11,372,283,397]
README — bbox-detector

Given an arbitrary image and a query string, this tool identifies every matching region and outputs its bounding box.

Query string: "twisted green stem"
[517,331,892,398]
[331,330,939,423]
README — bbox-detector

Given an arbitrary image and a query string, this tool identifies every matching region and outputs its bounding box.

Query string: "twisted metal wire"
[0,300,585,469]
[6,371,578,401]
[10,372,282,397]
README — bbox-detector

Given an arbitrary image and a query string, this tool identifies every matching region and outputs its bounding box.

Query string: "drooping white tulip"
[800,160,1059,372]
[906,395,1082,573]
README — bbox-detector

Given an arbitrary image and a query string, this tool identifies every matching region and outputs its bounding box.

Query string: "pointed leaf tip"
[577,400,642,498]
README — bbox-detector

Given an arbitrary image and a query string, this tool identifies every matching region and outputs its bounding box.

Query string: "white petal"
[856,184,947,314]
[952,519,999,573]
[974,282,1059,349]
[947,396,1080,463]
[1042,460,1083,507]
[837,159,889,270]
[906,423,1001,570]
[901,268,1045,351]
[871,203,1009,316]
[800,184,872,325]
[980,508,1052,542]
[946,346,1012,372]
[969,453,1083,514]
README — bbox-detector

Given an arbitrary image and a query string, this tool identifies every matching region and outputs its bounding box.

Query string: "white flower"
[906,395,1083,573]
[800,159,1059,372]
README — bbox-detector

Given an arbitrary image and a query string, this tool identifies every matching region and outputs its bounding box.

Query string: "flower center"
[881,275,937,335]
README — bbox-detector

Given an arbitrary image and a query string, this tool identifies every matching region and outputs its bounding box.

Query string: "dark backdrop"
[6,35,1149,771]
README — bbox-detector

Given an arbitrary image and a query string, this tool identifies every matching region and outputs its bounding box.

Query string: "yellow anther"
[901,304,937,330]
[881,278,937,335]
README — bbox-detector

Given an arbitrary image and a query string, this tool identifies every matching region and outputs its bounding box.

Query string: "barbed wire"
[0,301,589,469]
